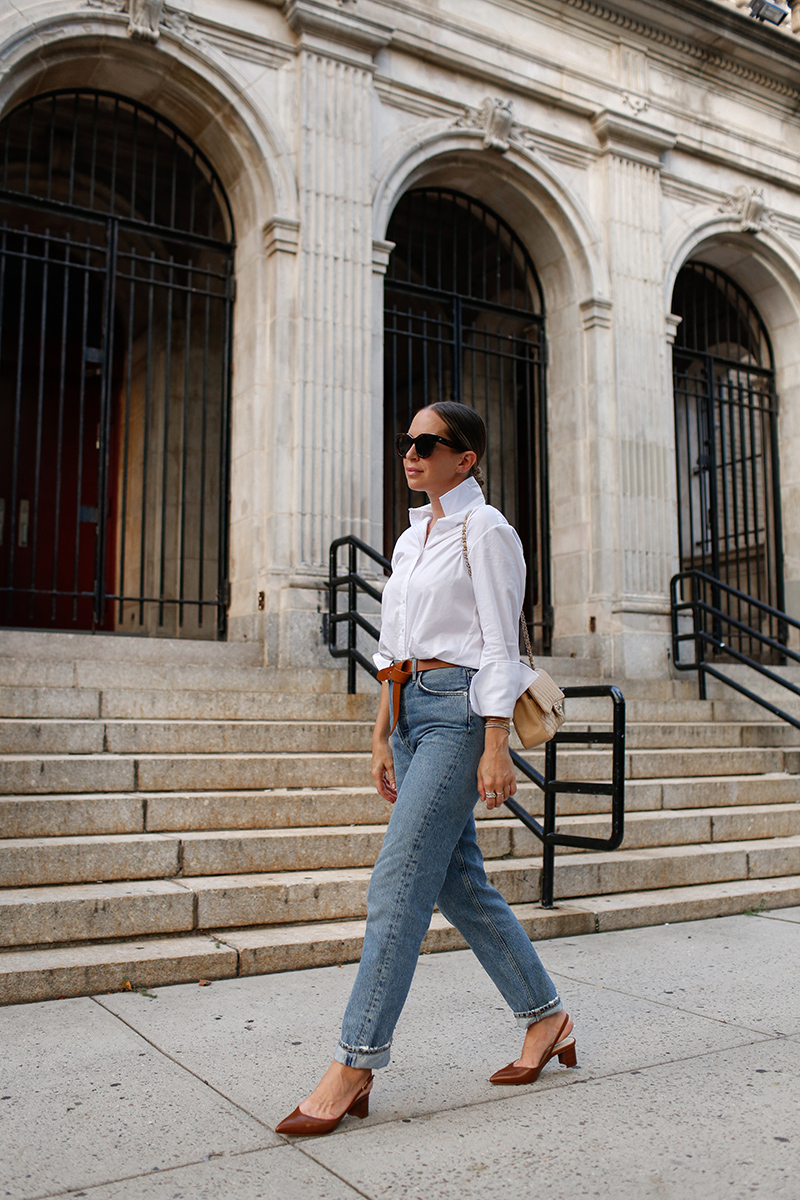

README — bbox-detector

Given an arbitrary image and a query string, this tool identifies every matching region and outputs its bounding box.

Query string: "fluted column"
[285,1,393,570]
[593,112,677,607]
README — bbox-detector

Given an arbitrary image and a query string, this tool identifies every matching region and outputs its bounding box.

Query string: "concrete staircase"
[1,631,799,1005]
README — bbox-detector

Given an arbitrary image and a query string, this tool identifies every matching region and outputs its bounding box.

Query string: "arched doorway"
[0,89,234,637]
[672,261,784,656]
[383,188,551,651]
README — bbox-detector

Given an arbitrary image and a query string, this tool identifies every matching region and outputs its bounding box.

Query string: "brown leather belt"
[377,659,460,734]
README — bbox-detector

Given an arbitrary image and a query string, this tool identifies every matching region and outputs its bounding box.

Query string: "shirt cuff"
[469,660,539,719]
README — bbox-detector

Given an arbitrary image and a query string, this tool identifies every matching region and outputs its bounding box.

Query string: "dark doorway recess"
[672,261,784,659]
[383,188,551,652]
[0,89,235,637]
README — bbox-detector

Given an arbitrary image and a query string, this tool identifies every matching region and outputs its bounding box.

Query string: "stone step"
[2,686,794,725]
[0,629,265,666]
[3,874,800,1005]
[1,772,797,839]
[213,874,800,973]
[0,653,599,695]
[0,688,379,722]
[0,745,790,795]
[0,658,350,695]
[0,833,181,888]
[7,835,796,936]
[5,804,800,890]
[2,716,797,756]
[0,719,375,755]
[0,934,238,1005]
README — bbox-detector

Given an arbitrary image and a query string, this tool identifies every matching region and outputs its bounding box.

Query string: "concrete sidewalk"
[2,909,799,1200]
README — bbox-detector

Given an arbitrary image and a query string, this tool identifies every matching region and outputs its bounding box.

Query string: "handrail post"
[348,541,357,695]
[611,688,626,846]
[540,738,557,908]
[328,541,338,658]
[692,571,707,701]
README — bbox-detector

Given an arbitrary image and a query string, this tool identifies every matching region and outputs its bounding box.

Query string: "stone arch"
[664,219,800,624]
[0,13,301,639]
[372,128,612,638]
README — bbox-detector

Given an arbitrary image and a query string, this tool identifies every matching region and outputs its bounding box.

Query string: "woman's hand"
[478,725,517,810]
[372,737,397,804]
[372,681,396,803]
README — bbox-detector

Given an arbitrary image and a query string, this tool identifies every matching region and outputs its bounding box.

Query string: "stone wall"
[2,0,800,675]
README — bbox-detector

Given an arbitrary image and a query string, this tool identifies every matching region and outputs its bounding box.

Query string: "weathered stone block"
[0,936,237,1005]
[0,880,194,946]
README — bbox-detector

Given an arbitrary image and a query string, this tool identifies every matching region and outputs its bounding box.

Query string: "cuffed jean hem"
[514,996,563,1029]
[334,1041,392,1070]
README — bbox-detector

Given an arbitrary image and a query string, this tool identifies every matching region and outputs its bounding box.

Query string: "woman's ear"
[457,451,477,475]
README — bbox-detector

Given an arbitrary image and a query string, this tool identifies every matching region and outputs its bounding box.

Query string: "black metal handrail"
[328,536,626,907]
[327,536,391,694]
[670,568,800,731]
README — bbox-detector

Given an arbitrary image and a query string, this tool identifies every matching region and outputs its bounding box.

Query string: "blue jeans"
[335,666,562,1070]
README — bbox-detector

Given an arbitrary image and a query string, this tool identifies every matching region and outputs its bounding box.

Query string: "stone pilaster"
[286,1,393,570]
[594,113,676,599]
[592,111,677,674]
[269,0,392,665]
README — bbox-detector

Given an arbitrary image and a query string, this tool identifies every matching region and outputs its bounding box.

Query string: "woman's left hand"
[478,728,517,810]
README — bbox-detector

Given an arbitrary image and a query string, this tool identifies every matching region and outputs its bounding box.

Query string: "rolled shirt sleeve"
[466,520,538,718]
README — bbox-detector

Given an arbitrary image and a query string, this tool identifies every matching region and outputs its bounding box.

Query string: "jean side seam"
[453,840,549,1012]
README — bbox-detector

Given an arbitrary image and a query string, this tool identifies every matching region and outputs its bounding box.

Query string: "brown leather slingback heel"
[275,1073,374,1136]
[489,1014,577,1085]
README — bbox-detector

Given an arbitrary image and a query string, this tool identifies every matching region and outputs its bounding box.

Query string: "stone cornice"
[264,217,300,256]
[374,0,800,107]
[563,0,800,97]
[284,0,393,55]
[592,111,677,165]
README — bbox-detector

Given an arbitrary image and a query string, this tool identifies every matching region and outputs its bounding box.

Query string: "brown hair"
[427,401,487,489]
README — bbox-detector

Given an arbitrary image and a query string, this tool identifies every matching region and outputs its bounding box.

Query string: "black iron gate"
[0,90,234,637]
[383,188,551,652]
[671,262,784,658]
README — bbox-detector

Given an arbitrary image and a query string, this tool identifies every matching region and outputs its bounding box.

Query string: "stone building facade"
[2,0,800,680]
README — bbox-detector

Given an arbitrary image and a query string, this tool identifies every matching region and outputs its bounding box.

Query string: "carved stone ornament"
[621,92,649,116]
[84,0,202,44]
[128,0,164,41]
[456,97,514,152]
[720,185,772,233]
[84,0,128,12]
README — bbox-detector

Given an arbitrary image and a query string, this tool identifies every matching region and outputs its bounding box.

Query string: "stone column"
[592,111,677,676]
[275,0,393,665]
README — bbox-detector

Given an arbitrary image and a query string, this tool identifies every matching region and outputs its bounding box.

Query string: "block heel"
[490,1014,577,1085]
[557,1040,578,1068]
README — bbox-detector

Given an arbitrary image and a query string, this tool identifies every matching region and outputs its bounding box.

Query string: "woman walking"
[276,401,575,1136]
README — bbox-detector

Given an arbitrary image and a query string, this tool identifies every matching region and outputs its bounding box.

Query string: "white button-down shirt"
[374,476,538,718]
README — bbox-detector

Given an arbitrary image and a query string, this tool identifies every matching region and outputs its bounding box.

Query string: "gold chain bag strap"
[461,512,566,749]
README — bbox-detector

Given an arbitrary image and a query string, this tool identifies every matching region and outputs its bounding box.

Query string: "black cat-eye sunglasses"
[395,432,466,459]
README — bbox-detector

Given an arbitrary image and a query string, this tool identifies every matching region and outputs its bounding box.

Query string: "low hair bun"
[427,402,487,489]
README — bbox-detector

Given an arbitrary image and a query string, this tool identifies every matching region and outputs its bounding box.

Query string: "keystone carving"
[128,0,164,41]
[456,97,515,152]
[84,0,202,44]
[720,185,772,233]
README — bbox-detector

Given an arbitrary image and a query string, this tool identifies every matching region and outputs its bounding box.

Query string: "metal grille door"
[0,90,234,636]
[672,262,784,657]
[384,189,551,651]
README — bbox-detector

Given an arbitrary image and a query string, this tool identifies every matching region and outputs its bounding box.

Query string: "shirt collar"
[408,475,486,527]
